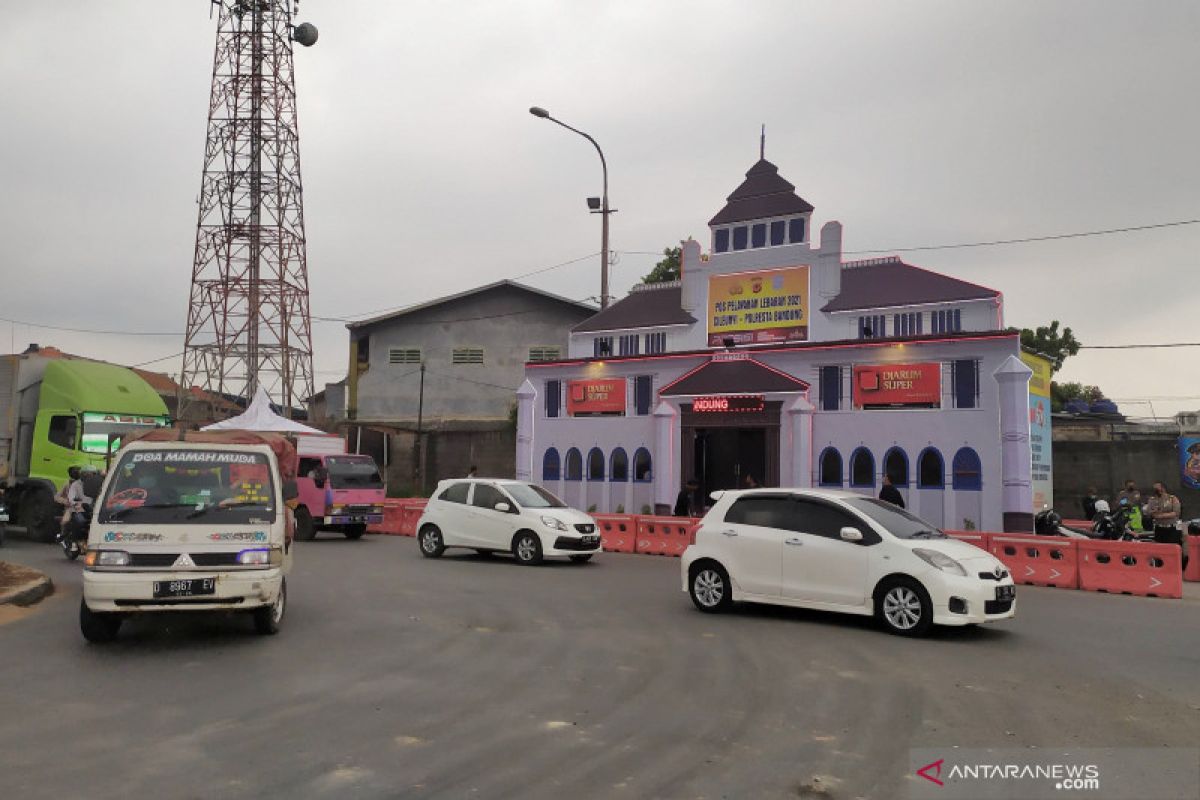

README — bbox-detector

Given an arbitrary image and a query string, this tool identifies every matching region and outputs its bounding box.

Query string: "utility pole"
[413,362,426,493]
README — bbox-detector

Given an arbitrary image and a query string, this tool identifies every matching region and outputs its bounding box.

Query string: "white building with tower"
[514,155,1034,532]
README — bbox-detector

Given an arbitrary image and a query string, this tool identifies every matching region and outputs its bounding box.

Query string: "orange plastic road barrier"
[592,515,636,554]
[1186,537,1200,582]
[988,534,1078,589]
[397,500,427,537]
[942,531,991,554]
[634,516,695,557]
[368,499,407,535]
[1077,539,1183,599]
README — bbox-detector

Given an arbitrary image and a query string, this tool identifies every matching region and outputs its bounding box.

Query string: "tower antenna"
[180,0,319,420]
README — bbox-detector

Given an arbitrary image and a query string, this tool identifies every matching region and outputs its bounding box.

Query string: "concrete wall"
[1054,433,1200,520]
[353,285,592,424]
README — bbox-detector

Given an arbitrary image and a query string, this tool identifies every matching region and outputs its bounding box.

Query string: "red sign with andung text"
[567,379,627,416]
[852,363,941,408]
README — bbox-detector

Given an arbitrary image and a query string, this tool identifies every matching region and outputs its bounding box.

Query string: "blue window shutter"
[789,217,805,243]
[770,220,785,246]
[714,229,730,253]
[635,375,652,415]
[953,308,962,332]
[733,227,748,250]
[952,359,977,409]
[751,224,766,248]
[545,380,560,417]
[820,366,840,411]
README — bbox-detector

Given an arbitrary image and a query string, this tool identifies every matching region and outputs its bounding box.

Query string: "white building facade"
[516,157,1033,532]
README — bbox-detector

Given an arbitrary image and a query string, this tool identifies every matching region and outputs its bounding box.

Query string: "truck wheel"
[294,507,316,541]
[79,600,122,644]
[344,524,366,540]
[253,579,286,635]
[20,487,58,543]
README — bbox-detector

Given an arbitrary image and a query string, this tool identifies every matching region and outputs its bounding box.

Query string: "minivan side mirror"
[839,526,863,542]
[283,480,299,501]
[494,501,512,513]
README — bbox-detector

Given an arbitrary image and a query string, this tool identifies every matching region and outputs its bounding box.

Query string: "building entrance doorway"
[681,400,781,512]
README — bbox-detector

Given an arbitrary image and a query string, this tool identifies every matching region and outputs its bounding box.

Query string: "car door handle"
[785,538,803,546]
[720,529,738,537]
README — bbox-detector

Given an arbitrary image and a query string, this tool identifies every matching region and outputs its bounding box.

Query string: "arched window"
[850,447,875,488]
[587,447,605,481]
[565,448,583,481]
[917,447,944,489]
[952,447,982,491]
[818,447,842,487]
[610,448,629,482]
[883,447,908,486]
[542,448,560,481]
[633,448,652,482]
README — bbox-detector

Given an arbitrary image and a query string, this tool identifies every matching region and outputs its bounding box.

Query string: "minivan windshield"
[98,449,276,525]
[503,483,567,509]
[842,497,947,539]
[326,455,383,489]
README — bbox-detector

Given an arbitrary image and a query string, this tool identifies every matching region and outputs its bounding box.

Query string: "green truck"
[0,352,170,540]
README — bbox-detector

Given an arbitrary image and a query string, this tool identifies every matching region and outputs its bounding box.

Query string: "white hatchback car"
[681,488,1016,636]
[416,479,601,565]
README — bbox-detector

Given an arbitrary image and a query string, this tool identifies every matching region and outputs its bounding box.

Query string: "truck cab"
[294,453,385,540]
[81,431,296,643]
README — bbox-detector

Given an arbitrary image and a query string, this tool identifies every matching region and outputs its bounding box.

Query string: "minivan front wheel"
[79,600,122,644]
[877,577,933,637]
[689,563,732,613]
[253,578,286,635]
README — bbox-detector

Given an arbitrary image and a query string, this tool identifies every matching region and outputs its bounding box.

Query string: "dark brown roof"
[708,159,814,226]
[660,358,809,396]
[347,280,594,330]
[571,283,696,333]
[821,258,1000,313]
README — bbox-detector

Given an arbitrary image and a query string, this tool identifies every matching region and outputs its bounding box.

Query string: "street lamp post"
[529,106,614,309]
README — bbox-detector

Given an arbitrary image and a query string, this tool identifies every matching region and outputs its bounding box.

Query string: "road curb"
[0,564,54,607]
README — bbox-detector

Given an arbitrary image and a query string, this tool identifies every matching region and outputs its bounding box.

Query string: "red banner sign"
[567,379,627,416]
[853,363,941,408]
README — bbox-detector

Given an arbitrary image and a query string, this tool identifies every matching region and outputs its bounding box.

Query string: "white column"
[993,355,1034,532]
[785,395,815,488]
[652,400,678,513]
[515,379,536,482]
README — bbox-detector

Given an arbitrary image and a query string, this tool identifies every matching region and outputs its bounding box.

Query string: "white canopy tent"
[201,386,325,434]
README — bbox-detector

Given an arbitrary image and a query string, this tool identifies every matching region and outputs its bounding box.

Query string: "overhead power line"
[1080,342,1200,350]
[0,315,183,337]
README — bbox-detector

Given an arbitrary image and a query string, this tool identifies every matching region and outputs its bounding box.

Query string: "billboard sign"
[1021,352,1054,512]
[852,363,941,408]
[567,379,626,416]
[707,266,809,347]
[1180,436,1200,490]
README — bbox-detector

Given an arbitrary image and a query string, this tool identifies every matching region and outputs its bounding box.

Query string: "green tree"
[1050,381,1104,413]
[642,246,681,283]
[1019,320,1080,373]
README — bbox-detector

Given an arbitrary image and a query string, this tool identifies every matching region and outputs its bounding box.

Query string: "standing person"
[1117,480,1141,508]
[674,479,699,518]
[1146,481,1183,555]
[466,465,478,479]
[879,474,905,508]
[1081,487,1099,521]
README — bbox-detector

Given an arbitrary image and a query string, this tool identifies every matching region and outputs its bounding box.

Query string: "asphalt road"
[1,535,1198,800]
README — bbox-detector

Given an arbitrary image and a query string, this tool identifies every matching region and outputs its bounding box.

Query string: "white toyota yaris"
[416,479,601,565]
[681,488,1016,636]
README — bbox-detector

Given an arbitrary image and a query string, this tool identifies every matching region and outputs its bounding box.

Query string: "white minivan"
[81,436,295,642]
[417,479,600,565]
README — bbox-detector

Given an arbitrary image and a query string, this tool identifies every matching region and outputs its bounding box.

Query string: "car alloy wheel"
[694,569,725,608]
[421,529,442,555]
[882,585,923,630]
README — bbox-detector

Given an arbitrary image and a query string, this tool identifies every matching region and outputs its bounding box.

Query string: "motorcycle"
[1035,502,1149,542]
[57,504,91,561]
[0,492,9,547]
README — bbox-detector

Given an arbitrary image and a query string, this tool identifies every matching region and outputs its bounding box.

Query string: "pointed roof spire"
[760,124,765,160]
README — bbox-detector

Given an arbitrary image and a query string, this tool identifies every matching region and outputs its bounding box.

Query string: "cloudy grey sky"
[2,1,1197,415]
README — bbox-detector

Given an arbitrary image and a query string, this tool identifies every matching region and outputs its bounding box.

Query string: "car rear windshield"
[98,449,276,525]
[325,456,383,489]
[503,483,567,509]
[842,497,946,539]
